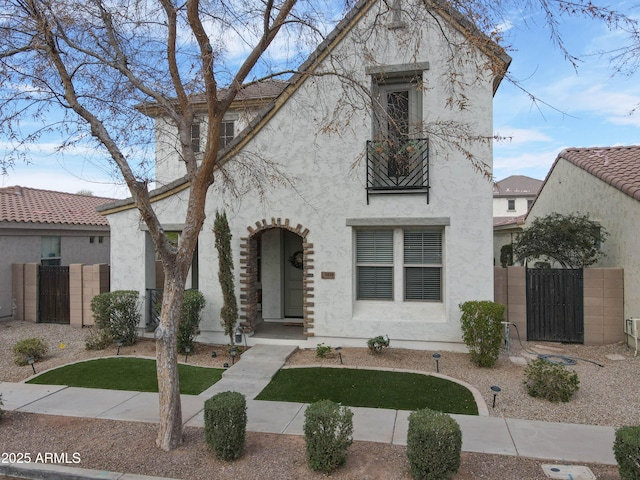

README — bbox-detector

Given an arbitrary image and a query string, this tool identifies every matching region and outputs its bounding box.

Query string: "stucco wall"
[495,266,625,345]
[527,159,640,320]
[492,196,533,217]
[1,230,110,319]
[107,0,499,350]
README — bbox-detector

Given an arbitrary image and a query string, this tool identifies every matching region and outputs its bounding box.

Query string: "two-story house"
[100,0,510,350]
[493,175,543,265]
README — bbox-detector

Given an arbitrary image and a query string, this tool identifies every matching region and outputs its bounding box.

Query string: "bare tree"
[0,0,637,452]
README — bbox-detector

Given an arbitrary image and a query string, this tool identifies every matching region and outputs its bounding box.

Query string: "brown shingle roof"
[560,146,640,202]
[493,175,543,197]
[0,186,113,226]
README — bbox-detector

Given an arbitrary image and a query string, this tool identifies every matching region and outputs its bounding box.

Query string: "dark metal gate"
[39,265,70,324]
[526,268,584,343]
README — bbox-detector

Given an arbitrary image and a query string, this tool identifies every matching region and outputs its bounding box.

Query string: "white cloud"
[493,127,552,145]
[493,146,565,180]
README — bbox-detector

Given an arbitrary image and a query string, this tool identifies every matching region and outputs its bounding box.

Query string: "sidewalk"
[0,344,617,470]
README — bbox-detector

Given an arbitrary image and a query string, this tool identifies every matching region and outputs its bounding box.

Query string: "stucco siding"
[108,0,499,349]
[528,159,640,319]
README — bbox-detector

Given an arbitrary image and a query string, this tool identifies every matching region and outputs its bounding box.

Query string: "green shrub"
[407,408,462,480]
[500,244,513,267]
[315,343,332,358]
[367,335,390,353]
[523,358,579,402]
[84,326,113,351]
[614,426,640,480]
[303,399,353,473]
[177,290,206,354]
[459,301,504,367]
[13,337,48,366]
[204,391,247,461]
[90,290,141,348]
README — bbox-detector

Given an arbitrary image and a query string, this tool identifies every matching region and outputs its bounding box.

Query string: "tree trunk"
[155,277,185,451]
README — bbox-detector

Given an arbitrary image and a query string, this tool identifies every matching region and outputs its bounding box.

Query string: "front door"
[283,230,303,318]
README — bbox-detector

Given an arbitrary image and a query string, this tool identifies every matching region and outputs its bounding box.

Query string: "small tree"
[214,211,238,345]
[513,213,608,268]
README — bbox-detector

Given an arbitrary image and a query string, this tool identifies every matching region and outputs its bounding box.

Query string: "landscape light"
[184,345,191,363]
[27,356,36,374]
[432,353,441,373]
[490,385,501,408]
[335,346,343,365]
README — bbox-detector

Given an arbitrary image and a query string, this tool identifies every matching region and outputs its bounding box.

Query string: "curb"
[0,462,179,480]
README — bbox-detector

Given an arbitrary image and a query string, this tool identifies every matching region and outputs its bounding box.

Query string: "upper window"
[41,236,61,266]
[507,199,515,211]
[356,228,443,302]
[220,120,235,148]
[190,123,201,153]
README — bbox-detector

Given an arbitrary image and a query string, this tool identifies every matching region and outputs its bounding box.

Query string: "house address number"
[321,272,335,279]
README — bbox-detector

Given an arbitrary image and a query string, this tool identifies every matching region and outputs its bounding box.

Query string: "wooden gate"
[526,268,584,343]
[39,265,70,324]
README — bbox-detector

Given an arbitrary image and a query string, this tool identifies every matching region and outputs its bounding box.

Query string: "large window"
[41,236,61,266]
[356,228,442,301]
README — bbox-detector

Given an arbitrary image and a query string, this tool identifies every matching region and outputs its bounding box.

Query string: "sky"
[1,3,639,199]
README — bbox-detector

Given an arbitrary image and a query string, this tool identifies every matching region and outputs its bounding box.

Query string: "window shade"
[404,231,441,264]
[357,230,393,264]
[405,267,441,301]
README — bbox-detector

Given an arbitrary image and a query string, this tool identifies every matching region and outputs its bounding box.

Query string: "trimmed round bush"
[13,337,48,366]
[204,391,247,461]
[303,399,353,473]
[523,358,579,402]
[614,425,640,480]
[407,408,462,480]
[459,300,505,367]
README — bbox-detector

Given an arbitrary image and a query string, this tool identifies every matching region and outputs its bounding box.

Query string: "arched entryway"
[238,218,314,339]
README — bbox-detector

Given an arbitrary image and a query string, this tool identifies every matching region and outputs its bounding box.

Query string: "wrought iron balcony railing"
[366,138,429,204]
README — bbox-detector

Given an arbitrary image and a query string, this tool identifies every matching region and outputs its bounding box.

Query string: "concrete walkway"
[0,344,618,471]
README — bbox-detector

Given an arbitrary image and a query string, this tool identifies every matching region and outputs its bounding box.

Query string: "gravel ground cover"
[0,320,635,479]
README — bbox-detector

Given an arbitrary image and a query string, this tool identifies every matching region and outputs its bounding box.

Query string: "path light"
[490,385,501,408]
[432,353,441,373]
[335,346,343,365]
[116,339,123,355]
[27,356,36,374]
[184,345,191,363]
[230,347,238,365]
[223,363,229,369]
[235,326,243,345]
[211,351,217,358]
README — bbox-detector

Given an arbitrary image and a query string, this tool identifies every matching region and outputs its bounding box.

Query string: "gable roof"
[100,0,511,215]
[559,146,640,202]
[0,186,113,227]
[493,175,542,197]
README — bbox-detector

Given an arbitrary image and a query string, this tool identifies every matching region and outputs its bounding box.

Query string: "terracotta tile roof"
[493,175,543,197]
[559,146,640,202]
[493,215,526,228]
[0,186,113,226]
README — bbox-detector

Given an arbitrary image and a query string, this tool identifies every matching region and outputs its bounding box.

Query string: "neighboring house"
[492,176,542,266]
[525,145,640,320]
[99,0,510,349]
[0,186,113,319]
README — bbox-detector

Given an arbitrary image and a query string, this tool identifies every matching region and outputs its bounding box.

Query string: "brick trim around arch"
[238,218,314,337]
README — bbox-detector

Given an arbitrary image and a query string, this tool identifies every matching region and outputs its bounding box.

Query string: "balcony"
[366,138,429,204]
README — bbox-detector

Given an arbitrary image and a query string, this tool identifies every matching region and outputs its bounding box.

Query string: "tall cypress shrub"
[214,210,238,344]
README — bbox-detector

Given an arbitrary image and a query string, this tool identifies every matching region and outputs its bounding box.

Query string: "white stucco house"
[492,175,542,266]
[525,145,640,321]
[99,0,511,350]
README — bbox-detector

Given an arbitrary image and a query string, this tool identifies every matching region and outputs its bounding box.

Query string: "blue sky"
[1,4,639,199]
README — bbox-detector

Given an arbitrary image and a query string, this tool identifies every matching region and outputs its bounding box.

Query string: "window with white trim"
[356,228,443,301]
[356,230,393,300]
[404,230,442,301]
[190,123,201,153]
[220,120,235,148]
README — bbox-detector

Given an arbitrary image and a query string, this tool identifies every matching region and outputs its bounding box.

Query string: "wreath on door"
[288,250,304,269]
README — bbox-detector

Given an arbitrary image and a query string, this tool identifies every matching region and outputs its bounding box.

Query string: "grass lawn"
[255,367,478,414]
[27,357,223,395]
